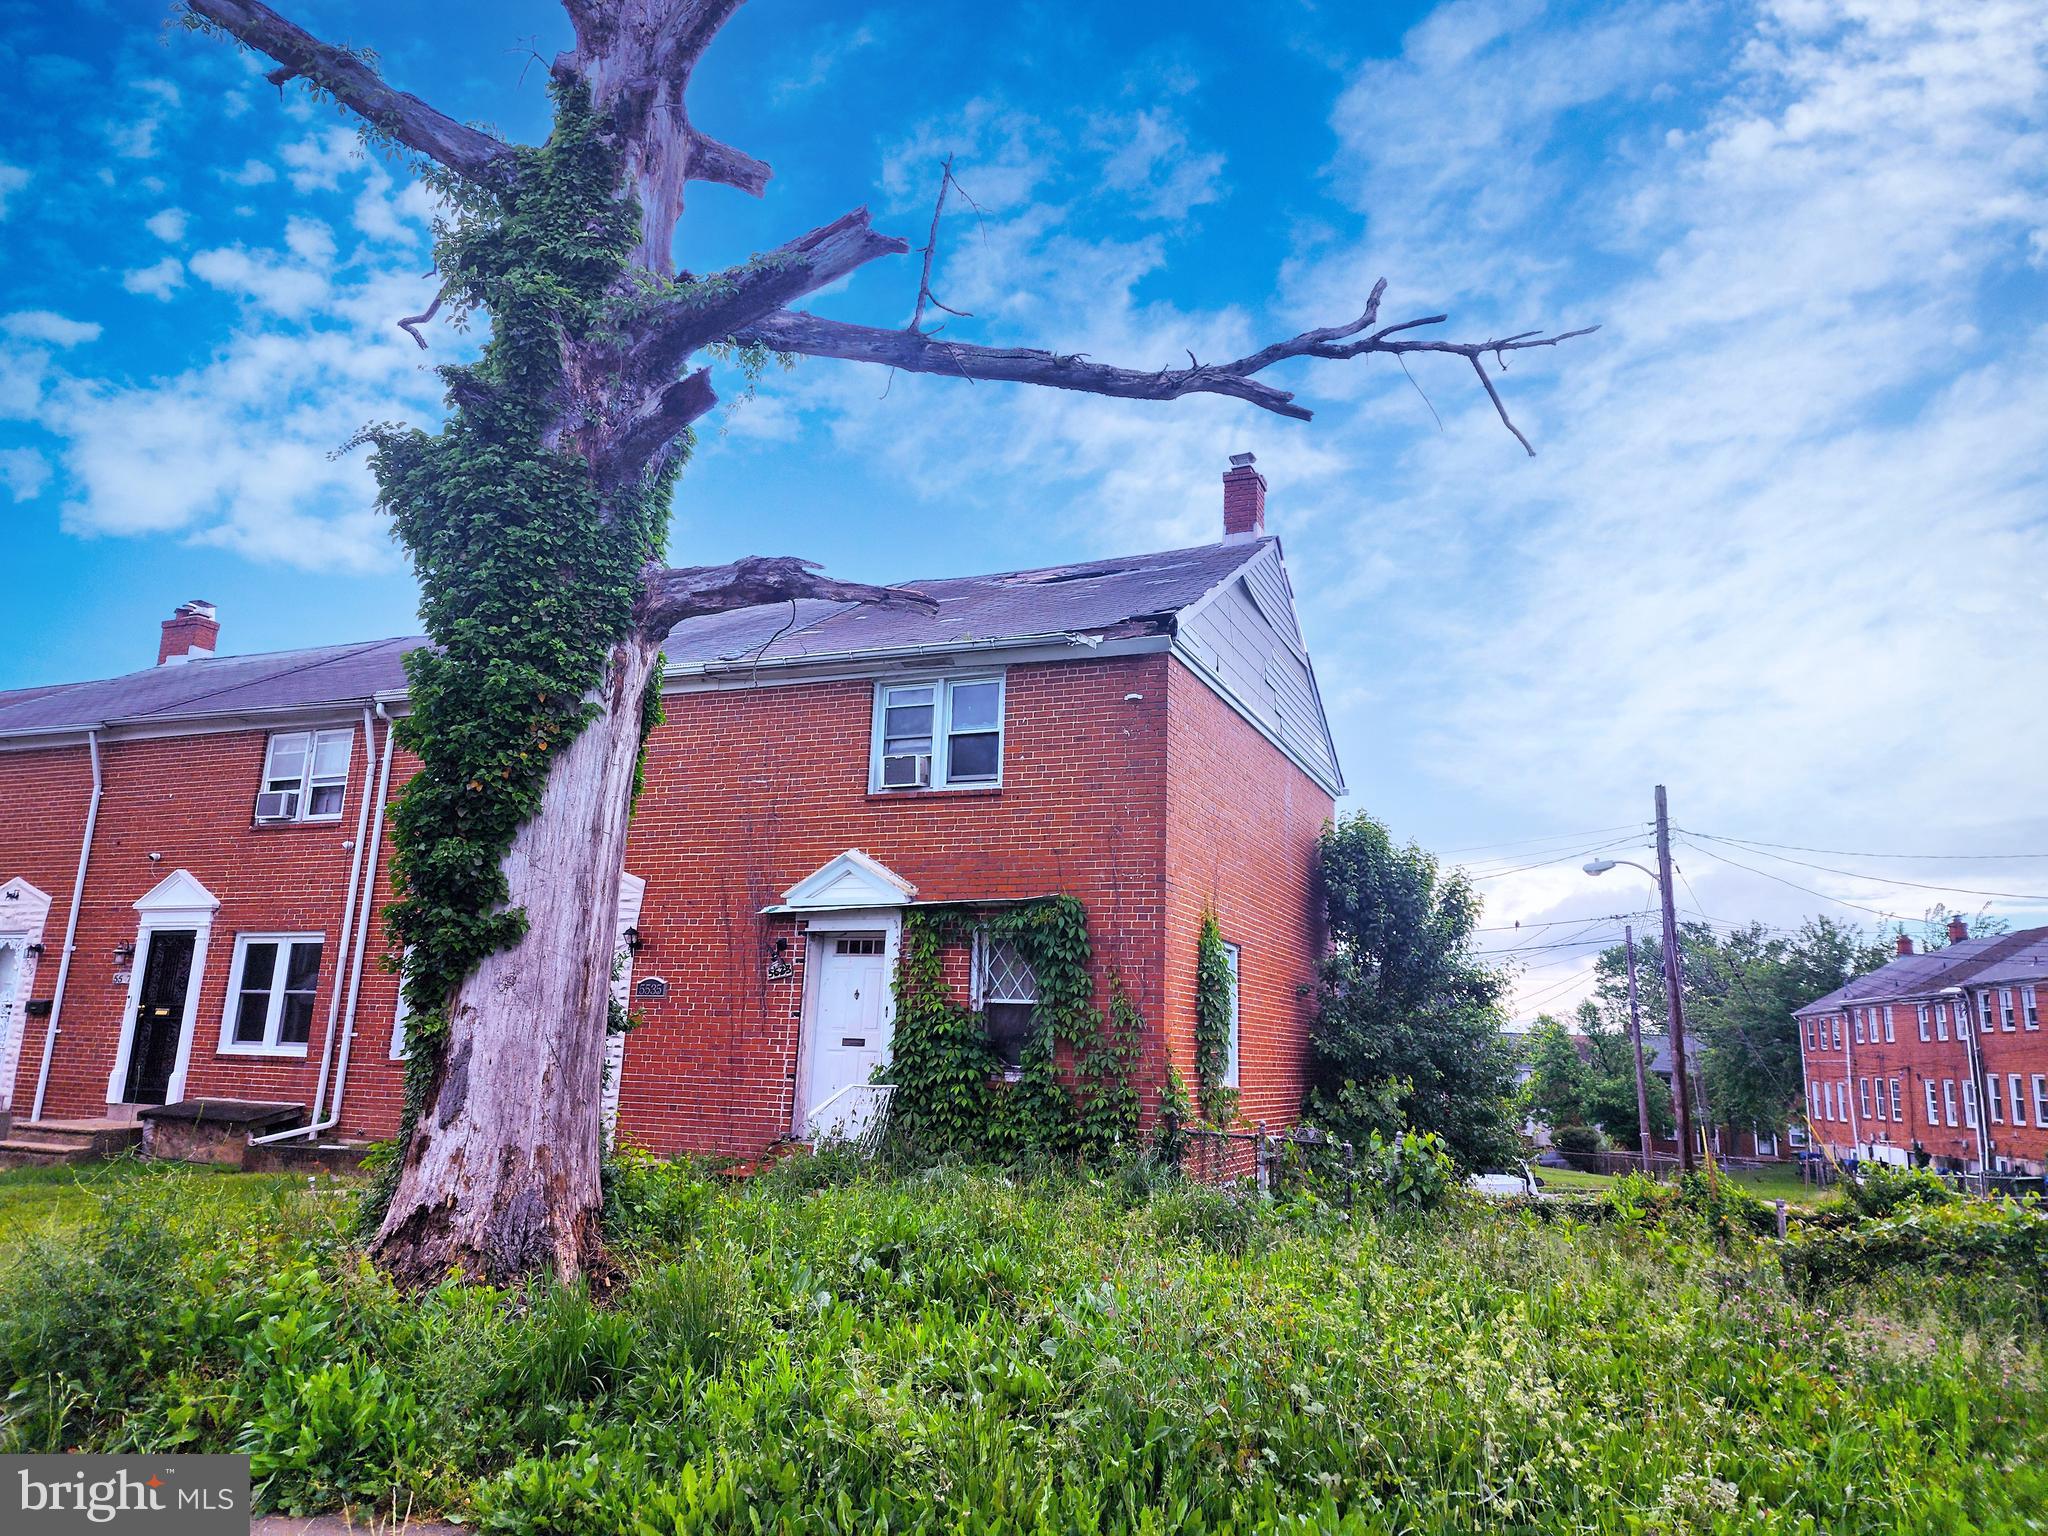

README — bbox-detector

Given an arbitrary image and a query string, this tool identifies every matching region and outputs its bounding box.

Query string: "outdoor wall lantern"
[25,941,45,957]
[624,926,644,954]
[765,936,793,981]
[113,941,137,963]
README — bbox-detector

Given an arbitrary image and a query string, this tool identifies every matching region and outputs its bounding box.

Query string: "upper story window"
[1978,991,1995,1032]
[256,729,352,823]
[1854,1010,1866,1044]
[1936,1003,1950,1041]
[2025,986,2040,1030]
[1831,1016,1841,1049]
[871,676,1004,792]
[2000,988,2016,1030]
[1917,1004,1930,1041]
[1882,1007,1894,1043]
[221,933,323,1055]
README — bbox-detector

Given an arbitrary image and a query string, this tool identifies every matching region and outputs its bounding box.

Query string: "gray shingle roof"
[1959,932,2048,988]
[1793,928,2048,1014]
[0,539,1272,737]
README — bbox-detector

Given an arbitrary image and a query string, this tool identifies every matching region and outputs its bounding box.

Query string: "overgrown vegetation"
[1307,811,1522,1168]
[882,899,1141,1166]
[2,1158,2041,1532]
[1192,910,1238,1124]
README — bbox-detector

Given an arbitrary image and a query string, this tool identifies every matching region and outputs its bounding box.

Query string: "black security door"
[123,929,195,1105]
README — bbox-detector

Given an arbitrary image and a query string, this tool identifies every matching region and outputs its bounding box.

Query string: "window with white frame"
[1832,1016,1842,1049]
[1978,992,1994,1033]
[1883,1007,1894,1043]
[221,934,322,1053]
[2025,985,2040,1030]
[1854,1010,1866,1044]
[1889,1078,1902,1122]
[255,729,352,823]
[1936,1003,1949,1041]
[1926,1079,1940,1124]
[2000,989,2016,1031]
[2034,1074,2048,1126]
[1943,1079,1958,1127]
[1917,1004,1930,1042]
[1962,1080,1977,1129]
[1808,1083,1819,1121]
[1858,1078,1872,1119]
[1223,941,1242,1089]
[1822,1081,1833,1120]
[872,677,1004,792]
[2008,1073,2025,1127]
[1987,1074,2004,1123]
[972,929,1039,1071]
[1807,1018,1817,1049]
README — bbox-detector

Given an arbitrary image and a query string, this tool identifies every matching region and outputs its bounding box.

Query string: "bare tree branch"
[686,129,771,196]
[396,285,448,350]
[632,554,936,641]
[597,368,718,491]
[733,281,1598,442]
[185,0,517,188]
[910,156,974,333]
[631,207,909,384]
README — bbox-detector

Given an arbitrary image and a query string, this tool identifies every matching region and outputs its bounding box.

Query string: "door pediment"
[132,868,221,920]
[780,849,916,912]
[0,877,53,934]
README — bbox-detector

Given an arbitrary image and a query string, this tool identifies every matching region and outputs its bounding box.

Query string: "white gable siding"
[1175,549,1343,794]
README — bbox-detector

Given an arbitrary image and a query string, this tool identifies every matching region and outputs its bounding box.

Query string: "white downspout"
[299,708,376,1131]
[31,729,101,1123]
[252,701,396,1146]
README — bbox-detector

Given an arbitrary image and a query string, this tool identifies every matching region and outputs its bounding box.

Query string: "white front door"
[603,872,646,1146]
[801,932,891,1140]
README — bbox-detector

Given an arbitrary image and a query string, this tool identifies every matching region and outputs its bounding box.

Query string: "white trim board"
[106,869,220,1106]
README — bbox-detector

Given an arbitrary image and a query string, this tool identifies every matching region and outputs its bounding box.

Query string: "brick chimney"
[1896,932,1914,957]
[1222,452,1266,540]
[1947,915,1969,945]
[157,599,219,666]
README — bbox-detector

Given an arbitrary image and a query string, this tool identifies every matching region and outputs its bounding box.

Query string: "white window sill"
[216,1043,310,1059]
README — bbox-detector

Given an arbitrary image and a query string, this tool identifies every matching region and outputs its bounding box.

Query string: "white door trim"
[0,878,54,1115]
[790,907,902,1137]
[106,869,219,1106]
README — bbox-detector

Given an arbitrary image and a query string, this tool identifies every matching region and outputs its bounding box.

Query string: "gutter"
[664,629,1132,685]
[30,729,102,1122]
[251,700,398,1147]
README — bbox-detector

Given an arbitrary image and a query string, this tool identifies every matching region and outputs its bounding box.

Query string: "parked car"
[1467,1163,1543,1199]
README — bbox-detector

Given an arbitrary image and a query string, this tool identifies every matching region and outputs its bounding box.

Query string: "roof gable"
[780,849,918,911]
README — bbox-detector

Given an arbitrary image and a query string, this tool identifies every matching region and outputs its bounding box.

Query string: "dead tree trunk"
[186,0,1591,1286]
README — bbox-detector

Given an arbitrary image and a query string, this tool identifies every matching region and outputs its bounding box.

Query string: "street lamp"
[1585,849,1697,1172]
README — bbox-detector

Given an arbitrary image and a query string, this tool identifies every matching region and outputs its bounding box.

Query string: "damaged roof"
[0,539,1276,737]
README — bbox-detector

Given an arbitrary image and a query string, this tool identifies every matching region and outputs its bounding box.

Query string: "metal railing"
[801,1082,894,1148]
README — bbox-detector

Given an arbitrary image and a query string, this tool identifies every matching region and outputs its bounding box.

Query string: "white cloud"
[773,21,880,101]
[0,447,50,502]
[220,158,277,187]
[106,77,184,160]
[12,165,463,570]
[281,127,362,192]
[146,207,188,242]
[123,257,186,300]
[1089,108,1226,221]
[0,163,29,220]
[2,311,102,347]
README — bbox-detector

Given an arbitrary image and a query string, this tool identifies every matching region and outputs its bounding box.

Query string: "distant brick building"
[0,458,1342,1160]
[1795,923,2048,1176]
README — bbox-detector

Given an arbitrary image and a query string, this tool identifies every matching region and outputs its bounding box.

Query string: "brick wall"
[1162,661,1333,1129]
[3,645,1332,1157]
[1800,995,2048,1174]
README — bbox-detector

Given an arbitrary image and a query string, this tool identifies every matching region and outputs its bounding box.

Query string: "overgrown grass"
[0,1156,2041,1533]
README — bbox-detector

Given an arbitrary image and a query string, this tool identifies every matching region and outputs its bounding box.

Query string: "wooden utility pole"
[1655,785,1696,1172]
[1624,924,1654,1171]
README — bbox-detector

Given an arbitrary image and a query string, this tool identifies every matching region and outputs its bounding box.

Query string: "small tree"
[180,0,1589,1283]
[1520,1014,1590,1131]
[1307,813,1521,1169]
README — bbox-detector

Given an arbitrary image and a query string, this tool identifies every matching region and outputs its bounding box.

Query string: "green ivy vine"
[354,81,681,1226]
[883,898,1141,1166]
[1194,909,1239,1124]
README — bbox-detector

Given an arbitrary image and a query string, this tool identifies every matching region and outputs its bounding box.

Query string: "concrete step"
[0,1119,143,1164]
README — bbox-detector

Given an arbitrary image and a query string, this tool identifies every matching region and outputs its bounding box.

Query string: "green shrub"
[1551,1123,1604,1169]
[1360,1128,1460,1213]
[1843,1160,1955,1219]
[1782,1195,2047,1309]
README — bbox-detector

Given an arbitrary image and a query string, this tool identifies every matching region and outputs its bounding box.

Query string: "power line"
[1676,827,2048,863]
[1673,837,1915,922]
[1439,823,1647,856]
[1681,829,2048,904]
[1473,912,1639,932]
[1463,834,1645,883]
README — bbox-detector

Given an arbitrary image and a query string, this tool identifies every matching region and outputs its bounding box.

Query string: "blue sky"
[4,0,2046,1015]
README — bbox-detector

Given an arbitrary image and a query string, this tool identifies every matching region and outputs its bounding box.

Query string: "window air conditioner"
[880,753,930,789]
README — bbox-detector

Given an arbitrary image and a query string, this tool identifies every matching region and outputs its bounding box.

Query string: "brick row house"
[1795,921,2048,1177]
[0,459,1343,1162]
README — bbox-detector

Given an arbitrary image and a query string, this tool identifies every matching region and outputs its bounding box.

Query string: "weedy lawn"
[0,1155,2040,1534]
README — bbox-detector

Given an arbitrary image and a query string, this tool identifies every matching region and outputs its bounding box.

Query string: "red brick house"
[1796,922,2048,1177]
[0,458,1343,1161]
